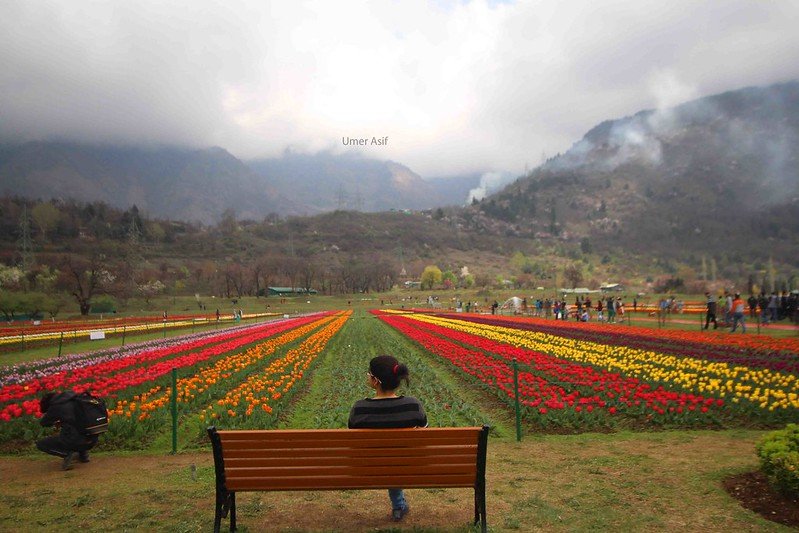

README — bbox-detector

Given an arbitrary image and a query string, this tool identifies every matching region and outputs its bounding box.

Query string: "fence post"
[171,368,178,454]
[513,358,522,442]
[58,331,64,357]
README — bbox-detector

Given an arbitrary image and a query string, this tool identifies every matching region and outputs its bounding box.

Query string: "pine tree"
[18,205,34,275]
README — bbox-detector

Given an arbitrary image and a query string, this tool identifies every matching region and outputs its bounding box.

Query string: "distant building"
[560,287,600,295]
[267,287,318,296]
[600,283,624,292]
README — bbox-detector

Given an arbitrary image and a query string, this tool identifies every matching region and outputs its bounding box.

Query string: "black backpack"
[72,392,109,435]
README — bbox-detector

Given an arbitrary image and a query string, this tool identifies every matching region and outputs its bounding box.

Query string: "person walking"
[747,294,758,319]
[767,292,779,323]
[607,296,616,323]
[36,391,99,470]
[730,293,746,333]
[348,355,427,522]
[704,292,718,330]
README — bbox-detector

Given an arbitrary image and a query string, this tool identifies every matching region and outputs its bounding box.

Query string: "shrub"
[91,294,118,314]
[756,424,799,497]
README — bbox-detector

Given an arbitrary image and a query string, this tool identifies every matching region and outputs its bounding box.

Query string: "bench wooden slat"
[225,463,476,480]
[226,473,477,491]
[224,453,475,468]
[217,427,481,440]
[218,437,476,450]
[221,444,477,459]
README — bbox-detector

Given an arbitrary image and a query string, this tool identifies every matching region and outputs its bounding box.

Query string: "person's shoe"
[62,452,75,471]
[78,451,90,463]
[391,505,410,522]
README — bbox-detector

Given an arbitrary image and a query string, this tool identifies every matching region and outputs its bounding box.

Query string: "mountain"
[464,81,799,263]
[0,142,295,223]
[0,142,484,221]
[247,151,481,213]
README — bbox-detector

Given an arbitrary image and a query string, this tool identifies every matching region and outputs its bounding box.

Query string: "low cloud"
[1,1,799,177]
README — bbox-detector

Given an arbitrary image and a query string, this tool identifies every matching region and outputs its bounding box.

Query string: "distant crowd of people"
[705,291,798,332]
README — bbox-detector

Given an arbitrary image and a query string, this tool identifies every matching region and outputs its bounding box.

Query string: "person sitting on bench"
[348,354,428,522]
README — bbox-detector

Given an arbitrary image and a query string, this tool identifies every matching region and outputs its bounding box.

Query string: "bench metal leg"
[474,488,487,533]
[213,496,223,533]
[230,492,237,532]
[214,490,235,533]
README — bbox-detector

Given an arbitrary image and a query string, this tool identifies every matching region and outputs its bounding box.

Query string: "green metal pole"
[58,331,64,357]
[163,320,166,338]
[513,358,522,442]
[122,325,126,346]
[171,368,178,454]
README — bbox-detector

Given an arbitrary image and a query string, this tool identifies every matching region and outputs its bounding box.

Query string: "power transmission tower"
[128,214,142,247]
[336,184,347,210]
[397,245,406,277]
[18,204,34,273]
[126,214,143,267]
[353,186,364,211]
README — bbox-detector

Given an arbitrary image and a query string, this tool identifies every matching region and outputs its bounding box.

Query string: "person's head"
[39,392,56,413]
[367,354,409,392]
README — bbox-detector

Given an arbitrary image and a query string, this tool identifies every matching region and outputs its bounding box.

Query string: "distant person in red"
[730,293,746,333]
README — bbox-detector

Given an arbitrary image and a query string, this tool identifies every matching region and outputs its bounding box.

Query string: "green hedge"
[756,424,799,497]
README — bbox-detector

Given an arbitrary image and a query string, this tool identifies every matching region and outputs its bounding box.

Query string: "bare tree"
[563,264,584,289]
[58,253,114,315]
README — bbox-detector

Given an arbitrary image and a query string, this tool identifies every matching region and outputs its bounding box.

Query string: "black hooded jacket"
[40,391,93,447]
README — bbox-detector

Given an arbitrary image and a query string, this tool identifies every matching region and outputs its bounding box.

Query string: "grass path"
[283,312,509,434]
[0,430,787,532]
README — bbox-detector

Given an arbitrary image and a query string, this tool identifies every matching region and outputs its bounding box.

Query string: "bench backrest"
[208,426,489,492]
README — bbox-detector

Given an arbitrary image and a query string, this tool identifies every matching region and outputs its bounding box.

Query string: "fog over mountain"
[0,143,492,222]
[2,1,799,178]
[462,81,799,262]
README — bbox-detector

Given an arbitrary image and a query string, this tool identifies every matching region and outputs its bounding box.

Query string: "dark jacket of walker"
[40,391,94,448]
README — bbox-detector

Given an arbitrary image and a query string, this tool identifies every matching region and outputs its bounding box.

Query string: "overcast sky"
[2,0,798,177]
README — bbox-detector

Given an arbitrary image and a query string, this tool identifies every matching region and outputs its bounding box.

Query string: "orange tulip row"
[200,311,350,423]
[110,314,336,421]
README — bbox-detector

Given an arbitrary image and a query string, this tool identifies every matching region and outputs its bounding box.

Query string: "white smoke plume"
[466,172,508,204]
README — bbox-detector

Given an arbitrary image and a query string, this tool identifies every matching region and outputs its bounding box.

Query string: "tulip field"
[376,310,799,428]
[0,308,797,450]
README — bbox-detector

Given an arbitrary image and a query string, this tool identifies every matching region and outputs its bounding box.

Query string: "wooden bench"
[207,425,490,532]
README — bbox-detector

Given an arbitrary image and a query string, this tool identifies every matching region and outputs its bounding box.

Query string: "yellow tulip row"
[408,314,799,411]
[0,315,279,346]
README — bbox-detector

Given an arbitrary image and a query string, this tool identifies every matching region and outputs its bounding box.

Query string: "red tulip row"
[0,314,330,422]
[377,312,721,423]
